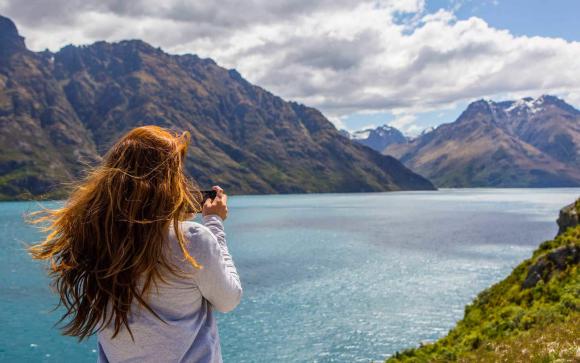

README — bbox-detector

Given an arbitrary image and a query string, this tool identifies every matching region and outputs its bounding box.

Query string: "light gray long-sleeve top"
[97,215,242,363]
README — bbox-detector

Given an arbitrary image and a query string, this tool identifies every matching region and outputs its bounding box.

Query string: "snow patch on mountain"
[352,130,371,140]
[504,96,547,115]
[346,124,408,152]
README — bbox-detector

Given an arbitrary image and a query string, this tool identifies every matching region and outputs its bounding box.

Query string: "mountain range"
[347,96,580,187]
[0,15,434,200]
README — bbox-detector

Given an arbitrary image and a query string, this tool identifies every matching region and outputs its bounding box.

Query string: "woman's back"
[98,216,242,363]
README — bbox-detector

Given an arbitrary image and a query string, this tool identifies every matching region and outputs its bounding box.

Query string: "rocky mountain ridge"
[0,15,435,200]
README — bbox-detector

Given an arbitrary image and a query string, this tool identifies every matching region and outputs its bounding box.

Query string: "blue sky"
[343,0,580,134]
[440,0,580,41]
[2,0,579,136]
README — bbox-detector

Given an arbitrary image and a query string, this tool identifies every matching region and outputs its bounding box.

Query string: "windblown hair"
[28,125,204,340]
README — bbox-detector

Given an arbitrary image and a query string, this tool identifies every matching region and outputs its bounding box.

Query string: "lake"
[1,188,578,362]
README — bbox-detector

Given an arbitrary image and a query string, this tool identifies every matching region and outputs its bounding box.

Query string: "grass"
[461,315,579,362]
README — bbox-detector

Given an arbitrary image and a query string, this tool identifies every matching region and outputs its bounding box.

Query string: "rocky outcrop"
[522,245,580,289]
[522,199,580,289]
[557,200,580,236]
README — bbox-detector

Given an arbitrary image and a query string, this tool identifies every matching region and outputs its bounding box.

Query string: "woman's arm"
[195,214,242,312]
[191,186,242,313]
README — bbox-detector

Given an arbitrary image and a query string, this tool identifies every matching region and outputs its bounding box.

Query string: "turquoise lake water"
[1,188,578,362]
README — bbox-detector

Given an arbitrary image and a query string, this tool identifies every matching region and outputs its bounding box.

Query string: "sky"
[1,0,579,135]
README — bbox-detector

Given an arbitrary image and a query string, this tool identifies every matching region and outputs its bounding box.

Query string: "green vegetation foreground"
[388,200,580,362]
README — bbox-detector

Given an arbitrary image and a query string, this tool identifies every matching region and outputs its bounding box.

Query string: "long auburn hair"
[27,125,204,340]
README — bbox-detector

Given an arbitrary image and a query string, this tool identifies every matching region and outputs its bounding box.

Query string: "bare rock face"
[521,199,580,289]
[557,200,579,236]
[522,245,579,289]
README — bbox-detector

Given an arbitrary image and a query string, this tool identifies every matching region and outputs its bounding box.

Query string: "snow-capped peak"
[505,96,544,114]
[375,125,397,136]
[348,124,408,152]
[351,124,397,139]
[377,125,394,131]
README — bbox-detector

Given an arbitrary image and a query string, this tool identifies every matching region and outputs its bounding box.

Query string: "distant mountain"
[384,96,580,187]
[341,125,408,152]
[0,15,434,200]
[413,126,436,140]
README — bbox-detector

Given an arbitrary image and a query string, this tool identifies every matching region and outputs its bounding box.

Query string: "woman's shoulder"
[173,220,218,251]
[178,219,205,233]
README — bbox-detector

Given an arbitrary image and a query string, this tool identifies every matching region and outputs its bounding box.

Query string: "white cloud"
[389,114,421,135]
[2,0,580,131]
[327,115,347,130]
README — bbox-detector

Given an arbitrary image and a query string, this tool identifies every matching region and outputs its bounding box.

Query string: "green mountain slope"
[387,200,580,362]
[0,15,434,200]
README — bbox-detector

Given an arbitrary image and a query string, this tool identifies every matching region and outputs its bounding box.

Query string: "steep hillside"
[0,15,434,199]
[387,200,580,362]
[498,96,580,166]
[384,97,580,187]
[0,16,100,199]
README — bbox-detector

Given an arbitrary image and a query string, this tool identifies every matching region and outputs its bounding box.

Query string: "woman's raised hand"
[202,186,228,221]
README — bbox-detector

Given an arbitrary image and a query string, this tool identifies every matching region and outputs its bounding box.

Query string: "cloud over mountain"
[2,0,580,130]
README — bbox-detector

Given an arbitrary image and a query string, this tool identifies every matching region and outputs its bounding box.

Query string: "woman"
[28,125,242,363]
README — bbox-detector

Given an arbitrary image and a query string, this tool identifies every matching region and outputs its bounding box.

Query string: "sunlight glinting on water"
[0,188,578,362]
